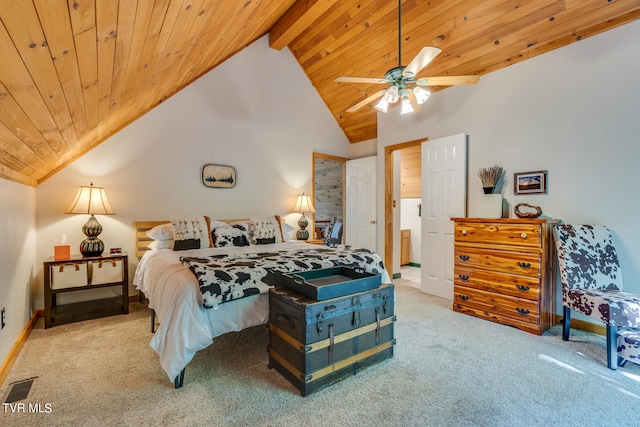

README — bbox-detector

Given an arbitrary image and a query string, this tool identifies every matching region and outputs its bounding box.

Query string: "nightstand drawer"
[51,262,88,289]
[90,259,124,285]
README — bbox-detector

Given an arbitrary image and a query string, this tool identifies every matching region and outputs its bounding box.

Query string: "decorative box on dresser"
[450,218,558,335]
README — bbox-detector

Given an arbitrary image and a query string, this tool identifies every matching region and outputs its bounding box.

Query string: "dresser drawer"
[454,221,541,248]
[454,266,540,300]
[453,285,539,322]
[453,303,543,335]
[454,247,540,277]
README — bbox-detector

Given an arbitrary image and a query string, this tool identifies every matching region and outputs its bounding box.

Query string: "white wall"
[378,20,640,318]
[0,179,36,365]
[349,138,377,159]
[400,197,422,264]
[34,35,350,308]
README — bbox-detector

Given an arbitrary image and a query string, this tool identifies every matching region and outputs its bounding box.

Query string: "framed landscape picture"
[514,170,547,195]
[201,164,237,188]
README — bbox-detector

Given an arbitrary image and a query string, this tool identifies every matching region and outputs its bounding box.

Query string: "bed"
[132,218,390,388]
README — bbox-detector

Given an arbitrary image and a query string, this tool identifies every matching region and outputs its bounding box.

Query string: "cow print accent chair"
[553,224,640,369]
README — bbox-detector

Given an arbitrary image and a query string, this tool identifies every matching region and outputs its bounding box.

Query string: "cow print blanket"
[180,246,386,308]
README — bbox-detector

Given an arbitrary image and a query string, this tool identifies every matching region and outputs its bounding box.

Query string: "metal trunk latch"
[375,307,381,344]
[382,294,389,314]
[328,324,335,365]
[352,295,361,326]
[316,312,324,335]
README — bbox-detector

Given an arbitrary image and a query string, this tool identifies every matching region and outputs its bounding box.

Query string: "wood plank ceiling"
[1,0,639,187]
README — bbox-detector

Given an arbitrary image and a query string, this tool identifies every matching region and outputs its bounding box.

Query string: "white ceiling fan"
[335,0,480,114]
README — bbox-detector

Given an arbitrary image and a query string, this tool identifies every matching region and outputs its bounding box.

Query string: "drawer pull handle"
[459,255,470,261]
[458,295,469,301]
[517,262,531,269]
[516,285,530,292]
[458,275,469,281]
[516,308,530,315]
[461,230,467,235]
[521,233,527,239]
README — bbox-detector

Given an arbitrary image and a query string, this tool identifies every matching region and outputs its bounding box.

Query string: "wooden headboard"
[135,221,169,258]
[134,219,254,258]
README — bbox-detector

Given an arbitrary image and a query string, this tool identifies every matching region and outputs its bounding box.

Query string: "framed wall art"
[514,170,547,195]
[201,164,237,188]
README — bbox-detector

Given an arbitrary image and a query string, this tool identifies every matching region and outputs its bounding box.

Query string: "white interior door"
[421,134,467,299]
[345,156,377,251]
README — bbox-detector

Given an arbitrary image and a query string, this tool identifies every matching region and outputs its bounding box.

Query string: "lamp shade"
[291,193,316,214]
[65,183,115,215]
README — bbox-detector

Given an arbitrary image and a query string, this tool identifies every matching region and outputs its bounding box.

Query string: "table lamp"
[65,183,115,257]
[291,193,315,240]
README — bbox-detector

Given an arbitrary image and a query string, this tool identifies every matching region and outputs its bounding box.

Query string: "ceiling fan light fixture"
[413,86,430,104]
[383,85,399,104]
[375,97,389,113]
[400,97,414,115]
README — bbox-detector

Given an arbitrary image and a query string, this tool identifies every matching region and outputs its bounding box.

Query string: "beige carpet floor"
[2,282,640,427]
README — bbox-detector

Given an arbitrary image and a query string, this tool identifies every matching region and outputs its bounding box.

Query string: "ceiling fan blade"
[335,76,387,84]
[407,91,422,113]
[345,90,386,113]
[415,75,481,86]
[403,47,442,77]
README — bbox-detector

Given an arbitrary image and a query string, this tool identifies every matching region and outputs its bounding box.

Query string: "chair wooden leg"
[562,306,571,341]
[606,325,617,370]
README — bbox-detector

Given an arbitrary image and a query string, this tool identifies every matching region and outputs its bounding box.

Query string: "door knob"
[371,220,377,224]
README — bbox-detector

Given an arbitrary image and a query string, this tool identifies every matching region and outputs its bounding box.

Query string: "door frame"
[383,138,427,275]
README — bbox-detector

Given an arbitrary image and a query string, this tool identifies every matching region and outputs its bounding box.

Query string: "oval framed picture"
[201,164,237,188]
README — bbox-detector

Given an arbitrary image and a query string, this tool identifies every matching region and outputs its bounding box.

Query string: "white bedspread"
[133,242,394,381]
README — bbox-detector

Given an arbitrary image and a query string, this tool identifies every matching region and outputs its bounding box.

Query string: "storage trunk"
[280,266,381,301]
[268,283,395,396]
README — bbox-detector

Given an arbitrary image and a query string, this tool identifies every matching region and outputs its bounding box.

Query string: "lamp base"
[80,237,105,257]
[296,212,310,241]
[80,214,105,257]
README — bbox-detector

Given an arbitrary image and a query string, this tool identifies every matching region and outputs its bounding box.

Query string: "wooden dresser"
[450,218,557,335]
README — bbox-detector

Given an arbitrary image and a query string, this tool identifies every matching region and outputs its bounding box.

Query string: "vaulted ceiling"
[1,0,639,187]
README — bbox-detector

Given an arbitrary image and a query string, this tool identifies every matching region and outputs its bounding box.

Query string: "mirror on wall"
[312,153,349,241]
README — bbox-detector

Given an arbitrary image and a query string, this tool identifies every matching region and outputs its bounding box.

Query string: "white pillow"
[146,223,173,240]
[147,239,173,250]
[281,222,296,241]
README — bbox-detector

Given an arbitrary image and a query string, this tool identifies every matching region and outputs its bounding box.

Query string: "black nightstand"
[43,252,129,328]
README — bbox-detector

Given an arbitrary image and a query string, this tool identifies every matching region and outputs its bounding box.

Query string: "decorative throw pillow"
[250,215,284,245]
[213,224,250,247]
[171,216,213,250]
[209,219,230,232]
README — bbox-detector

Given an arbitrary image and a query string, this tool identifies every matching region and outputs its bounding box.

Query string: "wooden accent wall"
[400,145,421,199]
[314,157,345,221]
